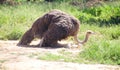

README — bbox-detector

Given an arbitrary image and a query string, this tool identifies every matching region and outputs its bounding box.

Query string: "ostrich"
[17,9,94,48]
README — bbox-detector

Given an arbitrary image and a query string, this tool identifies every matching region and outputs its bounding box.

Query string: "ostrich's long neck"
[74,33,89,44]
[81,34,89,44]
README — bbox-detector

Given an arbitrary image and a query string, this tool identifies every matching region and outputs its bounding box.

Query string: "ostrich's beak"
[91,32,95,34]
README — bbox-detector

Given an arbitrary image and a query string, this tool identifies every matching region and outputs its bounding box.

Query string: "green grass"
[29,51,87,63]
[81,37,120,65]
[0,60,6,63]
[0,1,120,65]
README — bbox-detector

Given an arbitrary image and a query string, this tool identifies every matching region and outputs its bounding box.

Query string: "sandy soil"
[0,40,120,70]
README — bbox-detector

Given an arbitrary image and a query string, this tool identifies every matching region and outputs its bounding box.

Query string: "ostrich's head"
[86,30,95,36]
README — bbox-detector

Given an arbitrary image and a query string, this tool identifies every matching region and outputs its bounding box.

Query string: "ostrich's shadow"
[17,43,69,49]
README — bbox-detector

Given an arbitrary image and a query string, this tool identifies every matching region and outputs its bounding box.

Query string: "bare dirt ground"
[0,40,120,70]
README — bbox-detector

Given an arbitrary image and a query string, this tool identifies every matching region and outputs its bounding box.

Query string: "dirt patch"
[0,40,120,70]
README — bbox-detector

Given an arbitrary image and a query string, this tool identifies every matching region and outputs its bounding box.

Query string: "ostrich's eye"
[87,31,92,34]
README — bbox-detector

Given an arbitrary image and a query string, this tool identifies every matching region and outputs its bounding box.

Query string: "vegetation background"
[0,0,120,65]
